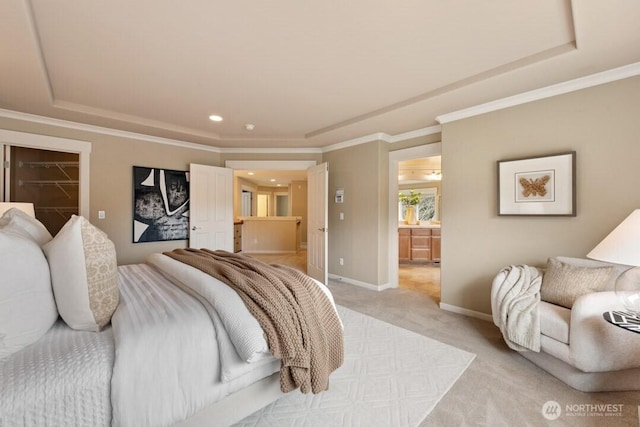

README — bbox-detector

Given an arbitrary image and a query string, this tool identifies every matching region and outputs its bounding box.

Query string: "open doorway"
[397,156,441,302]
[227,160,317,274]
[388,143,442,303]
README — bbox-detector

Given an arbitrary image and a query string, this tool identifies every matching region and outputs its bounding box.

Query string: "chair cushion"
[541,258,614,308]
[539,301,571,344]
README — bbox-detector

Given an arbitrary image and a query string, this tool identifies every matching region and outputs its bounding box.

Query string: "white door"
[189,163,234,251]
[307,163,328,284]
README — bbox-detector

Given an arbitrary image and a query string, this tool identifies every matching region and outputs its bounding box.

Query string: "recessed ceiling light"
[270,179,276,182]
[208,115,223,122]
[245,124,255,131]
[248,172,254,176]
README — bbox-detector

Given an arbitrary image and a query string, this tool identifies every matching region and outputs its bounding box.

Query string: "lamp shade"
[587,209,640,266]
[0,202,35,218]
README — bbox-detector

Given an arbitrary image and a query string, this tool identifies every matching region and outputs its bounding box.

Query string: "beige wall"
[291,180,308,245]
[322,134,441,288]
[323,140,389,286]
[234,176,258,217]
[0,116,222,265]
[441,75,640,314]
[91,136,221,264]
[5,74,638,313]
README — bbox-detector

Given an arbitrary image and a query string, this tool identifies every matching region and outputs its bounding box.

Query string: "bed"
[0,209,343,427]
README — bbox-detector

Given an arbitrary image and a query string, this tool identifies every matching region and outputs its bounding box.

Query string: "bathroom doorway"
[388,143,442,303]
[397,156,441,301]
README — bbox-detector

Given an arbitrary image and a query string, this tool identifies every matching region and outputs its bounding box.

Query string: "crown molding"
[320,125,441,153]
[320,132,387,153]
[436,61,640,124]
[0,108,223,153]
[219,146,322,154]
[0,108,439,155]
[387,125,441,143]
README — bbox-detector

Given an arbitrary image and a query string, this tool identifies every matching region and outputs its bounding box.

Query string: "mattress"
[0,320,114,427]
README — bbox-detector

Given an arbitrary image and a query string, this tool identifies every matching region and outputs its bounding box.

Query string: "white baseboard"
[328,274,493,322]
[328,274,391,292]
[439,303,493,322]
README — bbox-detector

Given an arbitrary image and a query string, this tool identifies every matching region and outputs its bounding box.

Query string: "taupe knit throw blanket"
[164,248,344,394]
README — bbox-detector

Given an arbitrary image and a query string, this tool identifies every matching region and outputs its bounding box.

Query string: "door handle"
[317,227,328,232]
[191,226,202,231]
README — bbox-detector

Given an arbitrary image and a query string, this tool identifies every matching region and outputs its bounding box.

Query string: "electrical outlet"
[339,258,344,266]
[98,210,106,219]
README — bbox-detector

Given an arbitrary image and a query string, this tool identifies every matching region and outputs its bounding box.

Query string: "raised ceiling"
[1,1,640,149]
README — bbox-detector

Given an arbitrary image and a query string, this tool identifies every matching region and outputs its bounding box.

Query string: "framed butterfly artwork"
[497,151,576,216]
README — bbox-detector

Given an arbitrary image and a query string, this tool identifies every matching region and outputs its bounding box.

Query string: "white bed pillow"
[0,230,58,359]
[43,215,120,332]
[0,207,52,246]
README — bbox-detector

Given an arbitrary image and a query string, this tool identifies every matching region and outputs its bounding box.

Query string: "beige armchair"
[491,256,640,392]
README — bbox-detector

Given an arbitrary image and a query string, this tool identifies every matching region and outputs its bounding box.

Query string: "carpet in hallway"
[234,306,475,426]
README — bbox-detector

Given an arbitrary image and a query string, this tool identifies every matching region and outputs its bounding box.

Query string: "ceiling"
[235,169,308,187]
[399,157,441,185]
[1,1,640,150]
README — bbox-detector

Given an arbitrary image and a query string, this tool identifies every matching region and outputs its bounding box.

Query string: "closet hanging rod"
[18,161,79,168]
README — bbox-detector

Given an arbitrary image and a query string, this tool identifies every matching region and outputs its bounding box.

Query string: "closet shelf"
[19,161,78,180]
[19,180,79,199]
[35,206,77,220]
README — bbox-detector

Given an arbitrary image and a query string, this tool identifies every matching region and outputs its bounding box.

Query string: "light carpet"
[235,306,475,427]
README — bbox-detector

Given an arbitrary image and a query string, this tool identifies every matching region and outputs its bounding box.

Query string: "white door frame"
[306,162,328,284]
[388,142,441,287]
[0,129,91,217]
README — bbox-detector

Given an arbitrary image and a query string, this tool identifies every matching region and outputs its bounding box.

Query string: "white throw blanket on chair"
[492,265,542,352]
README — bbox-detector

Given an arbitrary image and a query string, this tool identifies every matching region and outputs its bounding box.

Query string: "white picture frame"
[497,151,576,216]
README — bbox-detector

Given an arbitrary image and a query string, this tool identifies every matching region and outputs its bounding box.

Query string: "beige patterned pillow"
[541,258,613,308]
[43,215,119,331]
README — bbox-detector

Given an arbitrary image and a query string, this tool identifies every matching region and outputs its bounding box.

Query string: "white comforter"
[0,320,114,427]
[2,257,331,427]
[112,263,279,427]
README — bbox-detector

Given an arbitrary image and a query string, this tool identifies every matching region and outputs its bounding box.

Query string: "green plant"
[398,190,421,206]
